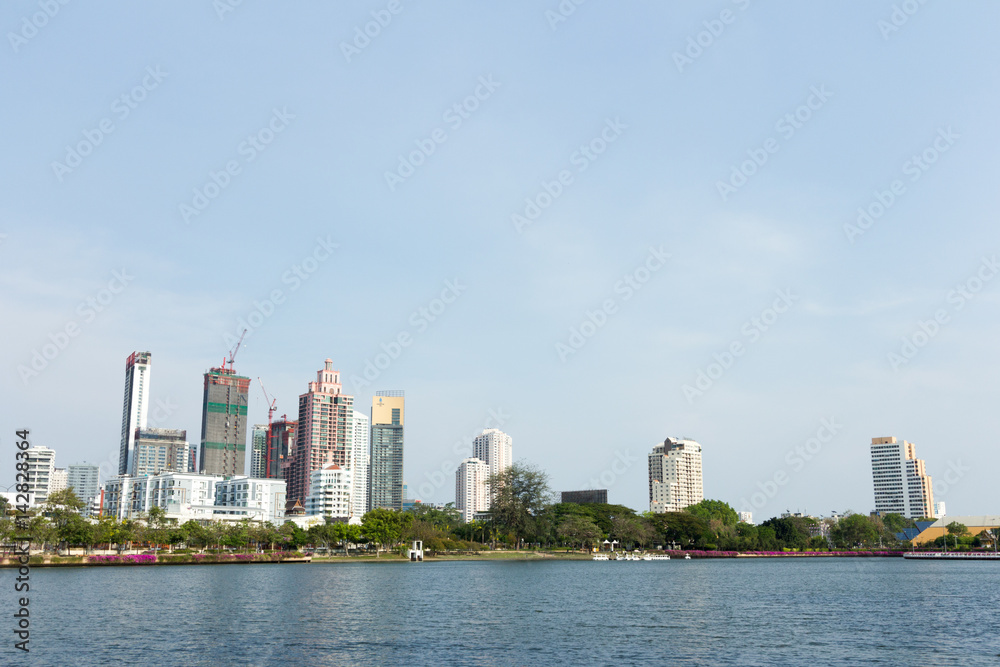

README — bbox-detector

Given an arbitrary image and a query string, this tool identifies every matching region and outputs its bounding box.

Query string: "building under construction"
[199,367,250,476]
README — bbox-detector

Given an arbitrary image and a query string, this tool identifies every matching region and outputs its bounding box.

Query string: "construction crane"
[225,328,247,373]
[258,377,277,478]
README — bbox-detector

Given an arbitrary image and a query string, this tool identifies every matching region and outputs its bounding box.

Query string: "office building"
[270,418,296,479]
[285,360,353,509]
[472,428,513,480]
[871,436,935,519]
[561,489,608,505]
[456,458,490,523]
[250,424,268,479]
[350,409,370,518]
[134,428,193,476]
[369,391,404,511]
[305,465,353,518]
[118,351,151,476]
[648,437,704,513]
[25,446,56,506]
[199,366,250,476]
[67,463,100,506]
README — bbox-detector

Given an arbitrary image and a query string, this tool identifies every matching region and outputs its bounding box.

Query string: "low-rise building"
[305,465,353,518]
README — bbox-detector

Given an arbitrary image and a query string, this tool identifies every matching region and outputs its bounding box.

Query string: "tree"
[557,515,601,550]
[946,521,968,549]
[829,514,878,549]
[761,517,811,550]
[361,509,405,556]
[650,512,710,548]
[487,461,552,550]
[685,500,739,527]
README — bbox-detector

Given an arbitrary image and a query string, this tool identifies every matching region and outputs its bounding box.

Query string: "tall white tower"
[350,409,370,518]
[119,351,151,476]
[648,437,704,513]
[472,428,512,480]
[456,457,490,523]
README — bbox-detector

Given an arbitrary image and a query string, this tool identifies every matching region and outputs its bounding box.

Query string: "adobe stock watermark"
[716,85,833,202]
[887,255,998,371]
[672,0,751,74]
[581,449,640,492]
[556,245,670,362]
[739,417,843,513]
[213,0,245,21]
[683,289,797,404]
[511,117,627,233]
[932,459,970,502]
[7,0,70,54]
[415,407,510,501]
[340,0,405,63]
[384,75,501,192]
[545,0,587,31]
[877,0,930,40]
[223,236,338,348]
[50,66,168,183]
[18,269,134,385]
[179,107,294,223]
[844,126,958,244]
[349,279,467,392]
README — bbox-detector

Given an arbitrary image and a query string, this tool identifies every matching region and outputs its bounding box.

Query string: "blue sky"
[2,1,998,519]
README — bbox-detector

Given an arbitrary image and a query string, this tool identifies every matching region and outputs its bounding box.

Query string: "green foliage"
[361,508,407,555]
[880,513,915,534]
[487,461,553,549]
[828,514,879,548]
[556,515,602,549]
[685,499,739,527]
[760,517,811,550]
[945,521,968,537]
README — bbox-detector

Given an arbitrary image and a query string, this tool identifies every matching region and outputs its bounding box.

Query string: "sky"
[2,1,998,521]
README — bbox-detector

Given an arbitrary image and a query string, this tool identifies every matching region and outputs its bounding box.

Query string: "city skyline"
[4,3,1000,518]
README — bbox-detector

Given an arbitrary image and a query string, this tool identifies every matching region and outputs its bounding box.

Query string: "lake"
[14,557,1000,665]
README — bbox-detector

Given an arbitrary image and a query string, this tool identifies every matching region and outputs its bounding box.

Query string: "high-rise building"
[134,428,193,476]
[285,360,353,509]
[648,437,704,513]
[455,457,490,523]
[350,409,370,518]
[199,366,250,476]
[472,428,513,480]
[935,501,947,517]
[250,424,268,479]
[118,351,151,476]
[25,446,56,506]
[870,436,935,519]
[270,418,296,479]
[305,465,354,518]
[50,467,68,494]
[369,391,404,511]
[67,463,100,507]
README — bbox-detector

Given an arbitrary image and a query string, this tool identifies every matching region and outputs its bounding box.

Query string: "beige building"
[870,436,934,519]
[648,437,703,513]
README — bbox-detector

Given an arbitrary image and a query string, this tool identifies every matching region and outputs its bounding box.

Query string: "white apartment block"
[305,465,354,519]
[49,468,68,495]
[455,457,490,523]
[350,410,369,518]
[25,446,56,506]
[102,472,286,524]
[648,437,704,513]
[871,436,935,519]
[472,428,512,480]
[214,476,287,524]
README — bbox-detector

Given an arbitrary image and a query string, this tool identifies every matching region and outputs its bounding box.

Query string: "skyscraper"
[199,366,250,476]
[285,360,353,509]
[119,351,151,476]
[648,437,704,513]
[250,424,268,479]
[455,457,490,523]
[350,409,370,518]
[472,428,513,479]
[368,391,404,511]
[270,418,296,480]
[67,463,100,506]
[871,436,935,519]
[25,446,56,506]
